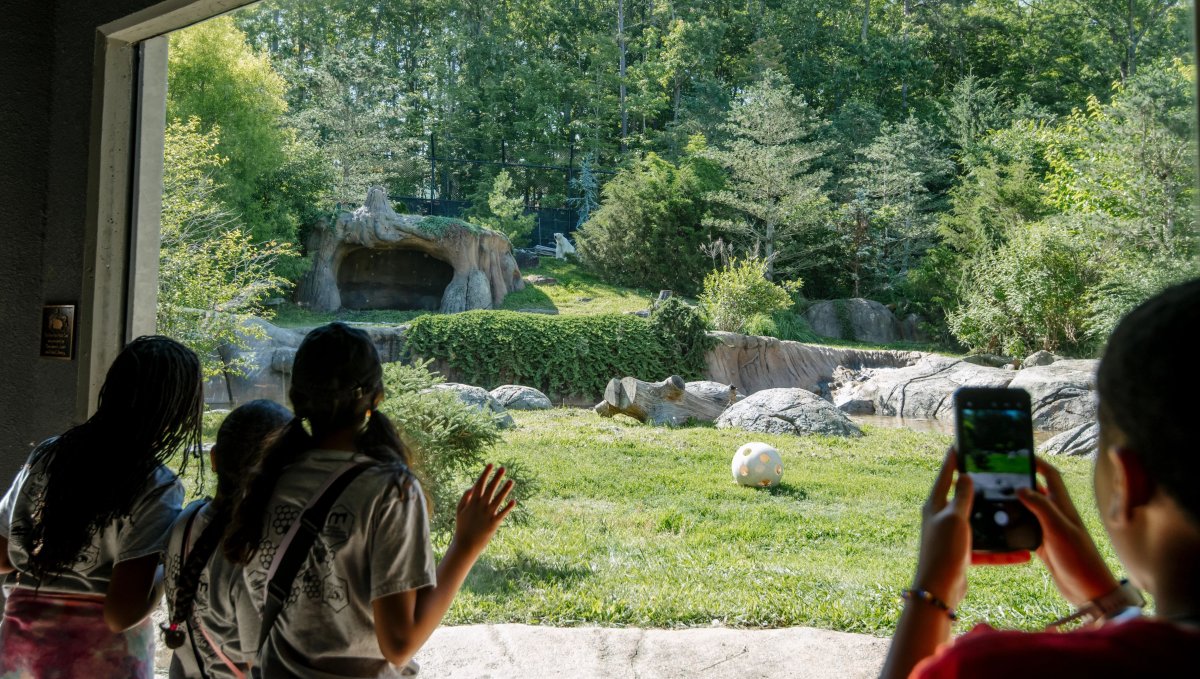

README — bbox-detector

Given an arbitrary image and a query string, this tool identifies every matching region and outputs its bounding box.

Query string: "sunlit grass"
[443,408,1109,634]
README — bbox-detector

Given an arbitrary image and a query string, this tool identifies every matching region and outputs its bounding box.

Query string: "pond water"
[848,414,1056,445]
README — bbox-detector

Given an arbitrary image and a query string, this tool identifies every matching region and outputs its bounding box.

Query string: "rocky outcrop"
[297,187,524,314]
[1023,350,1061,368]
[490,385,552,411]
[855,355,1015,421]
[704,332,924,396]
[1039,422,1099,457]
[429,383,515,428]
[204,320,409,408]
[1008,360,1099,432]
[805,299,900,344]
[716,388,863,437]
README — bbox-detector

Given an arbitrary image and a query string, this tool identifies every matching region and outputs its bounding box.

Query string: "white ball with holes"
[731,442,783,488]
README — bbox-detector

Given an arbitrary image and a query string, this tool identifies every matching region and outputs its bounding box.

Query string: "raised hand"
[452,464,516,557]
[1017,458,1118,606]
[912,447,974,609]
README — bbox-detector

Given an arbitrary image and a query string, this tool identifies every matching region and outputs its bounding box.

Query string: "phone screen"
[960,406,1035,501]
[955,389,1042,552]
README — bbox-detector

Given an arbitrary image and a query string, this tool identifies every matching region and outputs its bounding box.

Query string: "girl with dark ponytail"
[225,322,515,678]
[163,399,292,679]
[0,336,203,678]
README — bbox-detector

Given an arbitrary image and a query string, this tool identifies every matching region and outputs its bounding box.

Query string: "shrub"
[648,297,714,379]
[403,311,673,398]
[743,311,820,343]
[948,220,1098,357]
[574,150,722,295]
[380,360,535,537]
[699,258,798,333]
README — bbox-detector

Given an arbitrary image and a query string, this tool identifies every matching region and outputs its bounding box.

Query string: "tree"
[475,170,535,247]
[575,148,722,295]
[567,154,601,229]
[703,71,831,281]
[157,119,295,377]
[168,16,332,276]
[840,118,954,297]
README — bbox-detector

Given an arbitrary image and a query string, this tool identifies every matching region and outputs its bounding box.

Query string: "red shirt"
[913,618,1200,678]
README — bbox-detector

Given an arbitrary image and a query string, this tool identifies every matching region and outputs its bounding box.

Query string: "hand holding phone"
[954,387,1042,553]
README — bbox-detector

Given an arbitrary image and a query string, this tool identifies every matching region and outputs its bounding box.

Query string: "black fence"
[390,196,578,248]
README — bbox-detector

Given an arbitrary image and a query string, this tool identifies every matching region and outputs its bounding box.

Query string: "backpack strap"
[257,461,374,652]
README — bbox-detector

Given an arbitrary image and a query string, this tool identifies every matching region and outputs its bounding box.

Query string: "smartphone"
[953,387,1042,553]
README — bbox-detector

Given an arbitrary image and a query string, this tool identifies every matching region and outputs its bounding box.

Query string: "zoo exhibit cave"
[336,247,455,311]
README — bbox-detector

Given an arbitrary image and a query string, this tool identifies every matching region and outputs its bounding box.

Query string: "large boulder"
[429,383,515,428]
[1008,359,1099,432]
[716,388,863,437]
[297,187,524,314]
[490,385,552,411]
[1039,422,1099,457]
[856,356,1015,421]
[805,299,899,344]
[1023,350,1061,368]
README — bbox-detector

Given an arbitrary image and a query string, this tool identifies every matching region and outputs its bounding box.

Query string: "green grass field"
[186,407,1109,635]
[440,409,1110,635]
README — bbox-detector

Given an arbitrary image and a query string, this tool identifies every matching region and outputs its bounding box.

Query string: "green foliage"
[157,119,295,377]
[699,258,798,333]
[833,300,856,342]
[648,298,714,380]
[168,17,331,257]
[575,151,722,296]
[404,311,674,398]
[703,70,832,282]
[948,220,1099,357]
[417,216,483,237]
[477,170,536,247]
[743,311,820,343]
[379,360,535,538]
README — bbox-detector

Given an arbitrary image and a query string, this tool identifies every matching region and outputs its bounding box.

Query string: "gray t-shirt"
[240,449,436,679]
[165,500,257,679]
[0,441,184,596]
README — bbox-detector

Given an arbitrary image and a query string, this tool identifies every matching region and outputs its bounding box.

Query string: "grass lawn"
[498,258,659,316]
[442,408,1112,636]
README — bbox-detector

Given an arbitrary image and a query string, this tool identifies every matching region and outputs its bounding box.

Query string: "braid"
[223,418,311,564]
[29,336,201,580]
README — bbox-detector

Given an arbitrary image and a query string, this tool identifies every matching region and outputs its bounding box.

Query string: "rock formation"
[716,388,863,437]
[428,383,515,428]
[1039,422,1099,457]
[490,385,553,410]
[805,299,901,344]
[297,187,524,314]
[704,332,924,395]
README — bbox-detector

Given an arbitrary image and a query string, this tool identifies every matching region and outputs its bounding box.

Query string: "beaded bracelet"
[900,588,958,621]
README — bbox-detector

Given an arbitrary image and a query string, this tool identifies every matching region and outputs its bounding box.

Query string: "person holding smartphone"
[881,279,1200,678]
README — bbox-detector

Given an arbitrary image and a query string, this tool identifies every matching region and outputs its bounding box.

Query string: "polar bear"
[553,232,576,260]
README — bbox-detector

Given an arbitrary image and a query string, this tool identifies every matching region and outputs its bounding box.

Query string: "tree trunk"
[618,0,628,152]
[860,0,870,43]
[595,375,733,425]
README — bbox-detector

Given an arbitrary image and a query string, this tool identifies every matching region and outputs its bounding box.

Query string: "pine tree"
[703,71,831,281]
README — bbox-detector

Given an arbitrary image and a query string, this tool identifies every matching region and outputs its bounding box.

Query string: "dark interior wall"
[0,0,166,483]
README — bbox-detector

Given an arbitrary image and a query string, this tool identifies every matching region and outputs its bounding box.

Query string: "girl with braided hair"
[164,399,292,679]
[224,322,515,678]
[0,335,203,678]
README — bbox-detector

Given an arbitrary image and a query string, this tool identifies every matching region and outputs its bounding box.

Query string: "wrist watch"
[1047,579,1145,631]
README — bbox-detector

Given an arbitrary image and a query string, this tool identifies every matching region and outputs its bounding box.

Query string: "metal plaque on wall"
[40,305,76,360]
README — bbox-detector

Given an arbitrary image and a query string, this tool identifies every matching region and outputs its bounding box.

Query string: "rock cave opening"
[337,247,455,311]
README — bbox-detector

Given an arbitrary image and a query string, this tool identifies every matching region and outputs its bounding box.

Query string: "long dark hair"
[224,323,411,564]
[28,336,202,580]
[209,399,292,517]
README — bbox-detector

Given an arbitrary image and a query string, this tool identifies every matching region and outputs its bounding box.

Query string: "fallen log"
[595,375,732,425]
